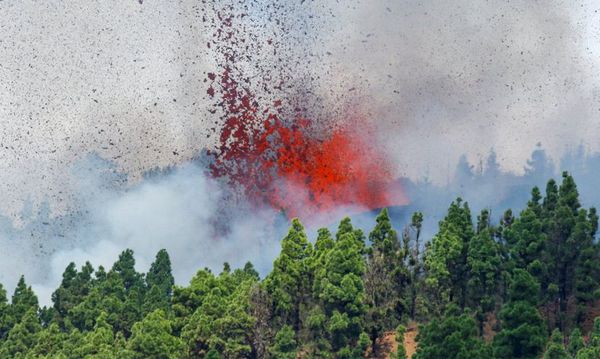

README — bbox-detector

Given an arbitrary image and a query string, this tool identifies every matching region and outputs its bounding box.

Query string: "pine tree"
[52,261,94,328]
[573,208,600,324]
[395,325,407,359]
[75,312,120,358]
[424,199,473,313]
[364,208,408,354]
[493,269,546,359]
[69,270,123,332]
[143,249,175,315]
[545,174,580,329]
[29,322,66,357]
[503,188,547,279]
[112,249,145,292]
[0,283,13,340]
[314,226,367,356]
[568,328,584,357]
[310,228,335,300]
[269,325,297,359]
[248,284,273,359]
[109,250,146,337]
[537,173,600,329]
[11,276,38,324]
[181,285,226,357]
[264,218,311,330]
[336,217,366,254]
[408,212,424,320]
[303,227,336,355]
[128,309,183,359]
[146,249,175,298]
[181,267,256,358]
[413,305,490,359]
[467,209,502,329]
[544,329,569,359]
[0,308,41,357]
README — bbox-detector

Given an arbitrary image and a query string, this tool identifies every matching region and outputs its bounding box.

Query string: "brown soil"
[368,322,418,358]
[404,324,418,358]
[483,312,498,343]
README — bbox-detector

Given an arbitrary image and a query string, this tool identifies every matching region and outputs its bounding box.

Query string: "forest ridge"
[0,172,599,358]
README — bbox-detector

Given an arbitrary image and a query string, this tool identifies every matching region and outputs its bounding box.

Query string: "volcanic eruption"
[202,3,408,222]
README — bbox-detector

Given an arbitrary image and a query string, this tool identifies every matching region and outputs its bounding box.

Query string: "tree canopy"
[0,173,599,358]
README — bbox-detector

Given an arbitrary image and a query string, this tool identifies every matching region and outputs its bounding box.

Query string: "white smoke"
[0,159,282,306]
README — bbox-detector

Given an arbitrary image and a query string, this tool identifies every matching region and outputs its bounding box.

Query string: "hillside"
[0,172,599,358]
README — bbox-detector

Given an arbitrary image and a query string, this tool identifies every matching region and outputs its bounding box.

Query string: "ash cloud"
[4,0,600,212]
[310,0,600,182]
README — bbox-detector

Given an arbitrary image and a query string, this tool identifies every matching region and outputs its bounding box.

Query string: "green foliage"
[544,329,569,359]
[315,227,366,354]
[269,325,297,359]
[127,309,183,359]
[493,269,546,359]
[28,322,65,357]
[180,267,256,358]
[0,308,41,357]
[424,198,473,314]
[146,249,175,296]
[467,210,502,324]
[395,325,407,359]
[144,249,175,315]
[68,311,132,358]
[364,209,409,354]
[264,218,311,329]
[568,328,584,357]
[0,283,14,340]
[413,305,490,359]
[11,276,38,325]
[541,173,599,329]
[575,319,600,358]
[52,262,94,328]
[408,212,424,320]
[502,189,547,283]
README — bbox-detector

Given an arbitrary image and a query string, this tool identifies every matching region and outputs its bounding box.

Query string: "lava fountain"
[202,3,408,223]
[206,69,408,222]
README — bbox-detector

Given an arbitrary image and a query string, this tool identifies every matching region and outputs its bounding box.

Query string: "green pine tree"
[127,309,184,359]
[493,269,546,359]
[544,329,569,359]
[568,328,584,357]
[364,208,409,355]
[413,305,490,359]
[0,308,41,357]
[264,219,312,330]
[467,209,502,330]
[11,276,38,324]
[269,325,297,359]
[314,222,367,356]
